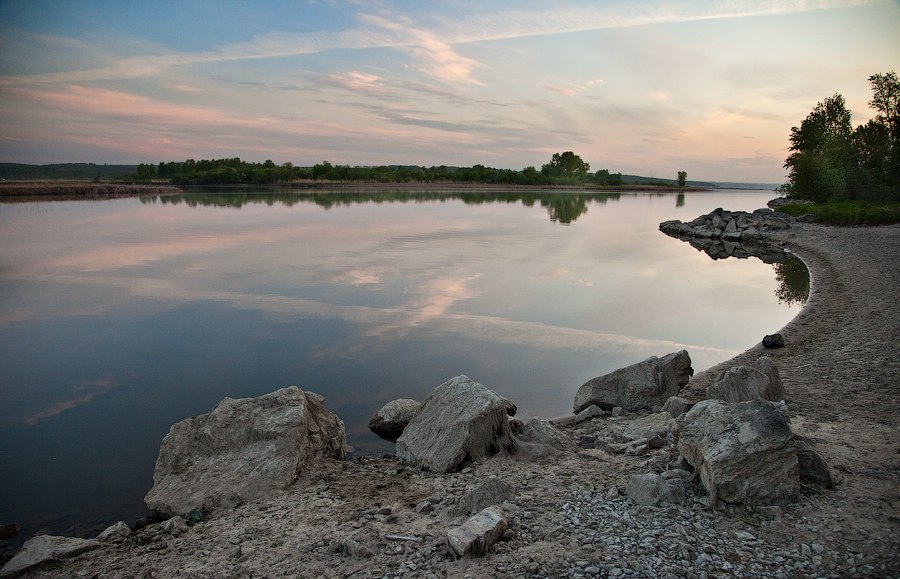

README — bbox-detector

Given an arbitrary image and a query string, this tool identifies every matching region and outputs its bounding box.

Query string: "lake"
[0,189,806,541]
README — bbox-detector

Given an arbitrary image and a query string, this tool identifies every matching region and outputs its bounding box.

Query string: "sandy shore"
[7,221,899,578]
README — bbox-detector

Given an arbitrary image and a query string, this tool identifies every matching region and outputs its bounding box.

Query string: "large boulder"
[145,386,347,519]
[396,375,518,472]
[678,399,799,506]
[573,350,693,413]
[368,398,421,442]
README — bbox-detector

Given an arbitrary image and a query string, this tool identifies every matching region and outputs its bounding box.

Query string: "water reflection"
[661,234,809,308]
[142,190,623,224]
[0,190,804,545]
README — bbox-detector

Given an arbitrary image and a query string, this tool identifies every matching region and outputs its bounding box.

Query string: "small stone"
[415,500,434,514]
[762,333,785,348]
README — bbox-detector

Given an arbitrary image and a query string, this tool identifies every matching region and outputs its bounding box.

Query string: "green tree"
[784,94,854,202]
[541,151,590,181]
[677,171,687,187]
[867,71,900,198]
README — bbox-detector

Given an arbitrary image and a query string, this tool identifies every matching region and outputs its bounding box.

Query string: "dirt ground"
[7,221,899,578]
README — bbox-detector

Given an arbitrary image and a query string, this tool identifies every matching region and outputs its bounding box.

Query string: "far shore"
[0,179,714,200]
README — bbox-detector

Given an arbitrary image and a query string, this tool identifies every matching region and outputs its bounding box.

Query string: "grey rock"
[707,365,771,403]
[762,333,785,349]
[662,396,694,418]
[573,350,693,413]
[145,386,347,519]
[333,538,374,558]
[368,398,421,442]
[752,357,786,401]
[396,375,518,472]
[626,473,687,506]
[678,399,799,506]
[575,404,609,423]
[623,412,675,442]
[0,535,100,578]
[795,439,834,488]
[97,521,130,541]
[159,516,189,536]
[518,417,579,453]
[455,476,516,516]
[447,506,508,557]
[707,358,785,403]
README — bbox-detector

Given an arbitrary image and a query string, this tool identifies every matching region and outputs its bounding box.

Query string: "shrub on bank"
[779,200,900,225]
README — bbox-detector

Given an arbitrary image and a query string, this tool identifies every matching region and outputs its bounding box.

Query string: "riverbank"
[0,180,706,199]
[0,181,180,200]
[5,221,898,577]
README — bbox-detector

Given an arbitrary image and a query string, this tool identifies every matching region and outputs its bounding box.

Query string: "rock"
[160,516,189,536]
[0,523,20,541]
[678,399,799,506]
[575,404,609,423]
[144,386,347,519]
[752,357,786,401]
[662,396,694,418]
[626,473,687,506]
[455,477,516,516]
[573,350,693,413]
[0,535,101,578]
[707,365,771,403]
[707,358,785,403]
[623,412,675,442]
[795,439,835,488]
[518,417,579,453]
[97,521,130,541]
[396,375,518,472]
[446,506,508,557]
[368,398,421,442]
[333,538,374,558]
[762,333,785,349]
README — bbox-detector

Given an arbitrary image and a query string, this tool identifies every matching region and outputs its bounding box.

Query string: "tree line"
[133,152,632,187]
[784,71,899,203]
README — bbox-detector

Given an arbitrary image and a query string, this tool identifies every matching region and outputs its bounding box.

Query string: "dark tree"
[541,151,590,181]
[677,171,687,187]
[784,94,854,202]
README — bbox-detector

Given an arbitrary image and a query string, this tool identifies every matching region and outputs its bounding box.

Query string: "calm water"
[0,189,805,540]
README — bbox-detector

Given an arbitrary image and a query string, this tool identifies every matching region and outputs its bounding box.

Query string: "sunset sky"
[1,0,897,182]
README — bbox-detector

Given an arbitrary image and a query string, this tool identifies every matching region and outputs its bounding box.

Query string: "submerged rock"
[145,386,347,519]
[396,375,518,472]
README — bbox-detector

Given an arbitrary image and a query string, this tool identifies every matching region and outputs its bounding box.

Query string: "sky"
[0,0,898,182]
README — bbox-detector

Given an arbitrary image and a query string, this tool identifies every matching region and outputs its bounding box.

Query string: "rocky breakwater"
[659,207,794,263]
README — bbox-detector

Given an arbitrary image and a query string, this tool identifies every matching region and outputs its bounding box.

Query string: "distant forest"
[0,157,778,190]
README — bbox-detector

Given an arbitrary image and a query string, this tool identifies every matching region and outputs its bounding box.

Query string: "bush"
[779,200,900,225]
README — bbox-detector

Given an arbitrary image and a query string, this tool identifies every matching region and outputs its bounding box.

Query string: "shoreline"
[0,180,715,200]
[4,220,898,577]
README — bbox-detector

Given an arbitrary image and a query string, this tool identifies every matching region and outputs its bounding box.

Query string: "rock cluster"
[659,208,794,263]
[659,207,792,244]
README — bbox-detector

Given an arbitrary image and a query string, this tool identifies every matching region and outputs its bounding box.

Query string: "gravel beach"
[7,221,899,578]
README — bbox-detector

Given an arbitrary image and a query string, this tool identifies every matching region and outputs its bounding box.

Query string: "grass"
[778,200,900,226]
